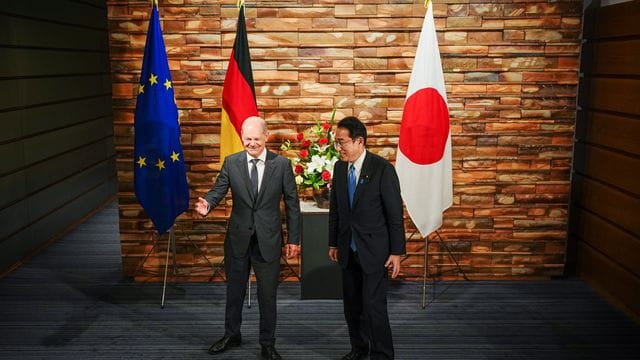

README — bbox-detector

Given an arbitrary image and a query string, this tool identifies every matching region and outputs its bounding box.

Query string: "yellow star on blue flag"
[133,3,189,234]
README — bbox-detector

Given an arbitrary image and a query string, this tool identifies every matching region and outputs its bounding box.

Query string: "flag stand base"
[420,230,469,309]
[133,223,225,308]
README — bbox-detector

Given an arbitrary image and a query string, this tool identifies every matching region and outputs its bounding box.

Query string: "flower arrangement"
[281,111,340,191]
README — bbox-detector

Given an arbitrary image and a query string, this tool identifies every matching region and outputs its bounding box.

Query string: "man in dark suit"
[328,116,406,360]
[195,116,300,360]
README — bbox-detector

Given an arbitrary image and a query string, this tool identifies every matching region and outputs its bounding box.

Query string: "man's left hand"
[384,255,402,278]
[284,244,300,259]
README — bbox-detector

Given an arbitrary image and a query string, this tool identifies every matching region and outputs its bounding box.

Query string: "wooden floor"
[1,201,639,359]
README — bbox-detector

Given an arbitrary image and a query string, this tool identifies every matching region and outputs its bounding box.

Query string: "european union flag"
[134,3,189,234]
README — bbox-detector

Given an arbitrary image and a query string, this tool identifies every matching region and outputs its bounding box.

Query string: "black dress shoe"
[341,349,366,360]
[261,344,282,360]
[208,335,241,354]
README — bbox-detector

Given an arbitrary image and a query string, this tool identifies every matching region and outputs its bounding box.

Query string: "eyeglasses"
[334,139,354,149]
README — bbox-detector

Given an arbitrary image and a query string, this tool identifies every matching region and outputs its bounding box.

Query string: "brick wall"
[108,0,582,281]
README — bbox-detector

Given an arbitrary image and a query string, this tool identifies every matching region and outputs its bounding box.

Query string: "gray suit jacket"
[203,150,301,262]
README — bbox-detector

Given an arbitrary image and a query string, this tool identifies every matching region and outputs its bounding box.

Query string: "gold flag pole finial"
[152,0,158,7]
[237,0,245,9]
[424,0,431,8]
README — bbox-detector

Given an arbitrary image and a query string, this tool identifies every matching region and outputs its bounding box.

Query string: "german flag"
[219,4,258,163]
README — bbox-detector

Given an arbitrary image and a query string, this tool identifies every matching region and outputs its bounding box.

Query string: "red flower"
[299,149,309,158]
[318,137,328,145]
[296,132,304,141]
[321,170,331,181]
[301,139,311,148]
[294,165,304,174]
[321,123,331,131]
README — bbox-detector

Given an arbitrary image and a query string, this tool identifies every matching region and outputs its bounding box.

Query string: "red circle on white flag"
[399,87,449,165]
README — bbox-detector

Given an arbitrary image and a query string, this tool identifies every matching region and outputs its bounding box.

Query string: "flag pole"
[160,226,174,309]
[422,234,429,309]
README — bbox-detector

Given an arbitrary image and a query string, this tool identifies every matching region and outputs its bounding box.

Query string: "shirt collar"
[247,149,267,163]
[350,150,366,173]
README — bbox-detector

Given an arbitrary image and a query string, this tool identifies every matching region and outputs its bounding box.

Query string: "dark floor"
[1,201,639,359]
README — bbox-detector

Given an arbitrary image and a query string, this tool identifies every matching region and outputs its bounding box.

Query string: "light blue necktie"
[348,164,356,207]
[348,164,357,251]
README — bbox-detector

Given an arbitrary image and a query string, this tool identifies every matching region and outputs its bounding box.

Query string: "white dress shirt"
[247,149,267,192]
[348,150,367,184]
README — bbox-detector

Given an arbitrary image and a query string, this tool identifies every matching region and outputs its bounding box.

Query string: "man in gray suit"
[195,116,300,360]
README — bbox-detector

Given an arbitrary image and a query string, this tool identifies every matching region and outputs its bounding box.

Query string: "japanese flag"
[395,1,453,237]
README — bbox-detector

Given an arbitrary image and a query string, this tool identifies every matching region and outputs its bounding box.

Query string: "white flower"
[325,157,337,175]
[315,144,330,153]
[295,175,303,185]
[306,154,326,174]
[326,156,338,168]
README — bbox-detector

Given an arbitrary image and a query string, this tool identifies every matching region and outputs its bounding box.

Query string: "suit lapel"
[336,161,348,208]
[255,150,276,204]
[236,152,255,202]
[352,151,371,210]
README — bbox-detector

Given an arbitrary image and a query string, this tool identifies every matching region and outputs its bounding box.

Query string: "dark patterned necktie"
[250,158,259,197]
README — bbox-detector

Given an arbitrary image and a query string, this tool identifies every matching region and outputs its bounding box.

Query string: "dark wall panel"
[0,14,108,50]
[584,40,640,75]
[0,180,117,271]
[0,0,108,29]
[585,0,640,39]
[573,175,640,240]
[575,111,640,155]
[571,208,640,278]
[26,138,116,193]
[570,0,640,319]
[1,48,111,77]
[576,243,640,318]
[581,78,640,115]
[0,97,113,142]
[573,144,640,196]
[0,0,116,273]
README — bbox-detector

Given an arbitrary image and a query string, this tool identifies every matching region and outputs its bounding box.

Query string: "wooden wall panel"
[584,0,640,39]
[0,14,108,50]
[581,78,640,115]
[2,49,111,77]
[570,0,640,319]
[0,0,117,274]
[575,111,640,155]
[583,40,640,75]
[571,208,640,278]
[0,181,116,272]
[573,175,640,237]
[576,242,640,318]
[573,144,640,196]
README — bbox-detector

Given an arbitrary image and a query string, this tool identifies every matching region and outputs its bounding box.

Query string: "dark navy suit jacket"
[329,151,406,273]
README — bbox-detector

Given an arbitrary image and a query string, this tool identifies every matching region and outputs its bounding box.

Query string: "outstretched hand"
[194,197,210,217]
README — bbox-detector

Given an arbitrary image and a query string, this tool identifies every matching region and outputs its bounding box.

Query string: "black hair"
[337,116,367,145]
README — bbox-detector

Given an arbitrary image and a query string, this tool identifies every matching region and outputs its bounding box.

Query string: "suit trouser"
[224,234,280,346]
[342,250,394,360]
